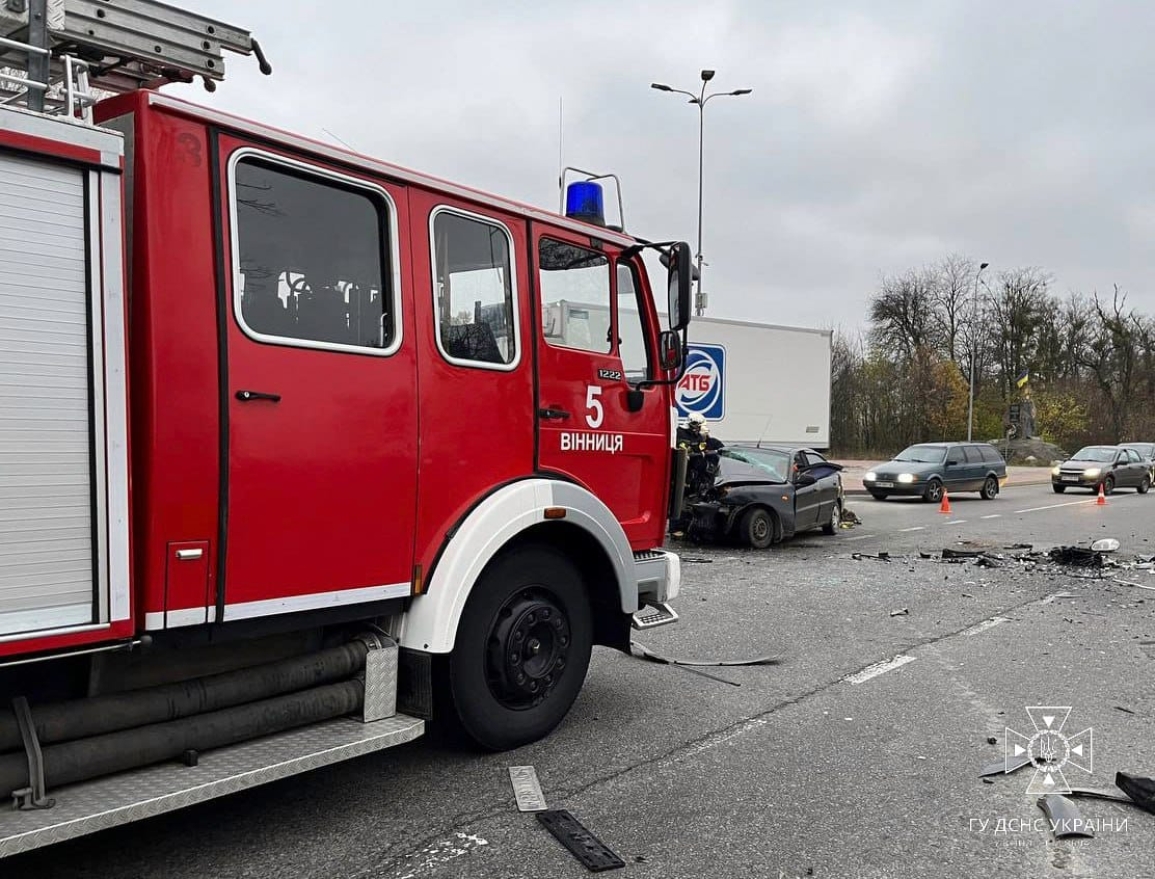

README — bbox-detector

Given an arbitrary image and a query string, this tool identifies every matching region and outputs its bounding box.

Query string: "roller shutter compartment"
[0,152,95,636]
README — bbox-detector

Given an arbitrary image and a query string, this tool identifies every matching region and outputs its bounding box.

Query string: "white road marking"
[845,534,873,542]
[962,616,1010,636]
[657,717,768,768]
[981,514,1001,520]
[944,519,967,525]
[899,526,926,533]
[844,654,917,684]
[1014,499,1098,513]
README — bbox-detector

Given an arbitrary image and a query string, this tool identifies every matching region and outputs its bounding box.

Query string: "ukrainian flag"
[1016,369,1030,388]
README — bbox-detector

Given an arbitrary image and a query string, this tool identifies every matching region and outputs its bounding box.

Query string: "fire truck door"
[534,228,668,549]
[220,147,417,617]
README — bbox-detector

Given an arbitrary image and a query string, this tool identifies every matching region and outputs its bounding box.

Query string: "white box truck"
[535,301,832,449]
[677,317,832,448]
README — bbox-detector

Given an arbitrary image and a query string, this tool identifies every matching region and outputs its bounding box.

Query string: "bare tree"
[868,267,941,363]
[988,267,1052,397]
[932,254,980,365]
[1078,286,1144,441]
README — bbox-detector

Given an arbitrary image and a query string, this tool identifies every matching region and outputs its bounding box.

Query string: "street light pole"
[695,83,705,316]
[651,72,752,318]
[966,261,990,442]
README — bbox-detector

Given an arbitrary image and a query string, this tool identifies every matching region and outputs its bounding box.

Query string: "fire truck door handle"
[236,390,282,403]
[538,407,570,420]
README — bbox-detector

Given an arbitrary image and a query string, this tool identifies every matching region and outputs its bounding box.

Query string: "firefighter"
[678,414,724,500]
[679,413,724,454]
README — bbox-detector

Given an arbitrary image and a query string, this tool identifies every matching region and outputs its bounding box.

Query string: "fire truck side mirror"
[667,241,693,332]
[658,330,682,372]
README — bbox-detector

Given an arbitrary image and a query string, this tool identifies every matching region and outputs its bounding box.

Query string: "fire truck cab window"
[616,263,651,381]
[232,156,394,352]
[539,239,611,354]
[431,210,517,367]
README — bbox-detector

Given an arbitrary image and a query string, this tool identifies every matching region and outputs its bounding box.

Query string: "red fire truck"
[0,0,691,857]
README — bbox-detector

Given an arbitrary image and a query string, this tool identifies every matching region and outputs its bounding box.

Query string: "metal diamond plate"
[362,637,397,722]
[0,714,423,858]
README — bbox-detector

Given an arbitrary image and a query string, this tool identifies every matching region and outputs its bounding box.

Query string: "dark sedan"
[686,445,844,549]
[1051,445,1152,494]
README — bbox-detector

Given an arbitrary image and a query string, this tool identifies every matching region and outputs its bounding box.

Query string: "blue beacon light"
[564,180,606,226]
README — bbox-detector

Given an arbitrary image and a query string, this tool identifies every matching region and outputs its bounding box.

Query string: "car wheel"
[869,491,888,501]
[980,475,999,500]
[1103,475,1116,495]
[922,479,944,504]
[1139,476,1151,495]
[1052,484,1066,494]
[741,507,775,550]
[822,502,842,535]
[438,544,592,751]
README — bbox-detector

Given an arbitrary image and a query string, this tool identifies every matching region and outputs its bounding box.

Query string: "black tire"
[869,491,888,501]
[821,501,842,535]
[922,479,944,504]
[439,545,592,751]
[1138,476,1150,495]
[1103,475,1116,495]
[741,507,775,550]
[1052,484,1066,494]
[980,475,999,500]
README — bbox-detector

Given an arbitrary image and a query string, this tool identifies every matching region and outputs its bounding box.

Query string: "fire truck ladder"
[0,0,270,120]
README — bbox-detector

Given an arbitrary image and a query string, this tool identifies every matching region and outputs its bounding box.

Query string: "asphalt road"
[10,482,1155,879]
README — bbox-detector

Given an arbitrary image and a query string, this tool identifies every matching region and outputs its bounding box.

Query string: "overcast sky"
[184,0,1155,333]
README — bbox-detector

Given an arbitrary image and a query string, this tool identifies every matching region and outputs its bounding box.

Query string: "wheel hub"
[486,588,570,710]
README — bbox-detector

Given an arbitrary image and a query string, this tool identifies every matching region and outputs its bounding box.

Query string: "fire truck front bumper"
[631,550,680,630]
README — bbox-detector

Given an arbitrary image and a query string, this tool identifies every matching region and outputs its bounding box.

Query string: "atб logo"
[675,343,725,421]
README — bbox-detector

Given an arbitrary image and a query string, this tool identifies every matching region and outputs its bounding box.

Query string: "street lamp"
[966,261,990,442]
[651,71,752,317]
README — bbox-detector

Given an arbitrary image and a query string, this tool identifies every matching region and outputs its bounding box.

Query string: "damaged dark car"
[687,445,844,549]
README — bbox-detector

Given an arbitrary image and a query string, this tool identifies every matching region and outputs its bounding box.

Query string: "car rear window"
[963,446,983,463]
[980,445,1003,463]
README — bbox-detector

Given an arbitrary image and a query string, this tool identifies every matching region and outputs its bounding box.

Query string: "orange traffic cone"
[1096,483,1107,506]
[939,489,952,515]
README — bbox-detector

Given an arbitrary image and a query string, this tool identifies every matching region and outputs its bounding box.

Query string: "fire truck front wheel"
[441,545,593,750]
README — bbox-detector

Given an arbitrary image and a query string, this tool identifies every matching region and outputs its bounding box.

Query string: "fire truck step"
[631,602,679,630]
[0,714,423,858]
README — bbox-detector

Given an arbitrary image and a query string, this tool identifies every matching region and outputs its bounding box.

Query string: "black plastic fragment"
[630,640,779,668]
[1049,546,1103,567]
[980,755,1031,778]
[942,548,983,559]
[1037,794,1094,839]
[537,809,625,872]
[1066,787,1136,805]
[1116,772,1155,815]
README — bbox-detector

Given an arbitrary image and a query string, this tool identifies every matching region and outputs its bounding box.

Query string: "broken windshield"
[720,448,791,482]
